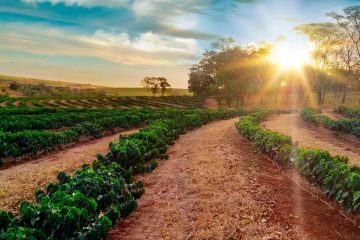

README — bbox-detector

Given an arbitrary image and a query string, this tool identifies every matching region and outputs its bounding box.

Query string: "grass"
[0,74,190,97]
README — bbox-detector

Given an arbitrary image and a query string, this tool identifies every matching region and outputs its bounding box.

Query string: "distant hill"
[0,74,189,97]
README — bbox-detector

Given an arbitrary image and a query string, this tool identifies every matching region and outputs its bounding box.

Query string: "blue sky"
[0,0,358,88]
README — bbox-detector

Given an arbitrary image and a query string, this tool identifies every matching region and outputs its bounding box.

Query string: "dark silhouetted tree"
[142,77,171,96]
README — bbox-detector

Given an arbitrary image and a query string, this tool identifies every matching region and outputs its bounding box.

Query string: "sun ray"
[270,42,311,71]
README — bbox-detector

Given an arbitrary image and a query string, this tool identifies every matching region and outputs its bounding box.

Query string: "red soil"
[109,118,360,240]
[262,113,360,166]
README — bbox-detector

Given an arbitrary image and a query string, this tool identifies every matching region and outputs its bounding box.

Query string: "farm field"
[0,74,190,97]
[108,118,360,240]
[0,96,201,109]
[0,128,140,213]
[0,104,246,239]
[1,102,360,239]
[2,1,360,239]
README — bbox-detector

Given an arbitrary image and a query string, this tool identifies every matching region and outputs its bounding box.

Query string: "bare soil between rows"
[109,118,360,240]
[262,113,360,166]
[0,128,139,213]
[321,108,345,120]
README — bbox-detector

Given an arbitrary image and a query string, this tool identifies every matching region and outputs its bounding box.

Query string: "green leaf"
[353,191,360,204]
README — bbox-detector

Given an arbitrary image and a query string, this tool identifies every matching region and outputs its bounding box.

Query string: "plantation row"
[0,107,83,116]
[335,106,360,119]
[0,108,222,162]
[300,108,360,138]
[236,112,360,213]
[0,96,203,109]
[0,108,243,239]
[1,109,137,132]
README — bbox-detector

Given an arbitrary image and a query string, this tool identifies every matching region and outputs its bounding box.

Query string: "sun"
[270,42,311,70]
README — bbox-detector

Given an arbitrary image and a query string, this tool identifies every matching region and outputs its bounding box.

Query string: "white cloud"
[90,29,132,47]
[22,0,129,7]
[0,23,200,66]
[170,15,198,30]
[21,0,209,18]
[131,0,167,17]
[84,29,199,54]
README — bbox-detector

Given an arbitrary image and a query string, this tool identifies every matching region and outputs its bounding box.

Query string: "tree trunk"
[342,86,347,104]
[317,88,322,105]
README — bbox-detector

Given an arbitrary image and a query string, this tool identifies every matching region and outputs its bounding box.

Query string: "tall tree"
[142,77,159,95]
[157,77,171,96]
[327,6,360,59]
[141,77,171,96]
[295,23,340,104]
[188,38,271,105]
[327,6,360,102]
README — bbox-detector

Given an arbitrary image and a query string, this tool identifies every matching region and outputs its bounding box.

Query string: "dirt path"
[0,129,139,212]
[321,108,344,119]
[262,113,360,166]
[109,118,360,240]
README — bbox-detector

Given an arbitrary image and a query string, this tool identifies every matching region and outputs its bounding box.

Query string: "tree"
[211,37,236,51]
[141,77,171,96]
[327,6,360,103]
[296,6,360,104]
[189,38,272,106]
[157,77,171,96]
[295,23,343,104]
[142,77,159,95]
[327,6,360,59]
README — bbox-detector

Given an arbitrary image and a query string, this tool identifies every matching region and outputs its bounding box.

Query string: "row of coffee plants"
[0,108,202,160]
[236,112,360,213]
[335,106,360,118]
[0,109,144,132]
[0,108,244,239]
[300,108,360,138]
[0,110,157,160]
[1,96,204,110]
[0,107,78,116]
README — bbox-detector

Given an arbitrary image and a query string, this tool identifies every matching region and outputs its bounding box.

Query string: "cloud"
[21,0,223,17]
[132,0,162,16]
[86,29,199,55]
[22,0,129,7]
[0,22,200,66]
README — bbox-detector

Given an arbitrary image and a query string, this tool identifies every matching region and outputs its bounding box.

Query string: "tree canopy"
[142,77,171,96]
[188,6,360,106]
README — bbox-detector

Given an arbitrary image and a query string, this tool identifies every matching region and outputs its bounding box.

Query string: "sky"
[0,0,358,88]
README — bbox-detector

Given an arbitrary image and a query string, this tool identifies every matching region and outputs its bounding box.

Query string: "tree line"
[296,5,360,104]
[188,5,360,106]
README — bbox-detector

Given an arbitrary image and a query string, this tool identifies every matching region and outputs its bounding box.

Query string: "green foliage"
[236,113,360,213]
[188,40,272,103]
[301,108,360,137]
[1,108,245,239]
[0,108,178,160]
[1,226,47,240]
[335,106,360,118]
